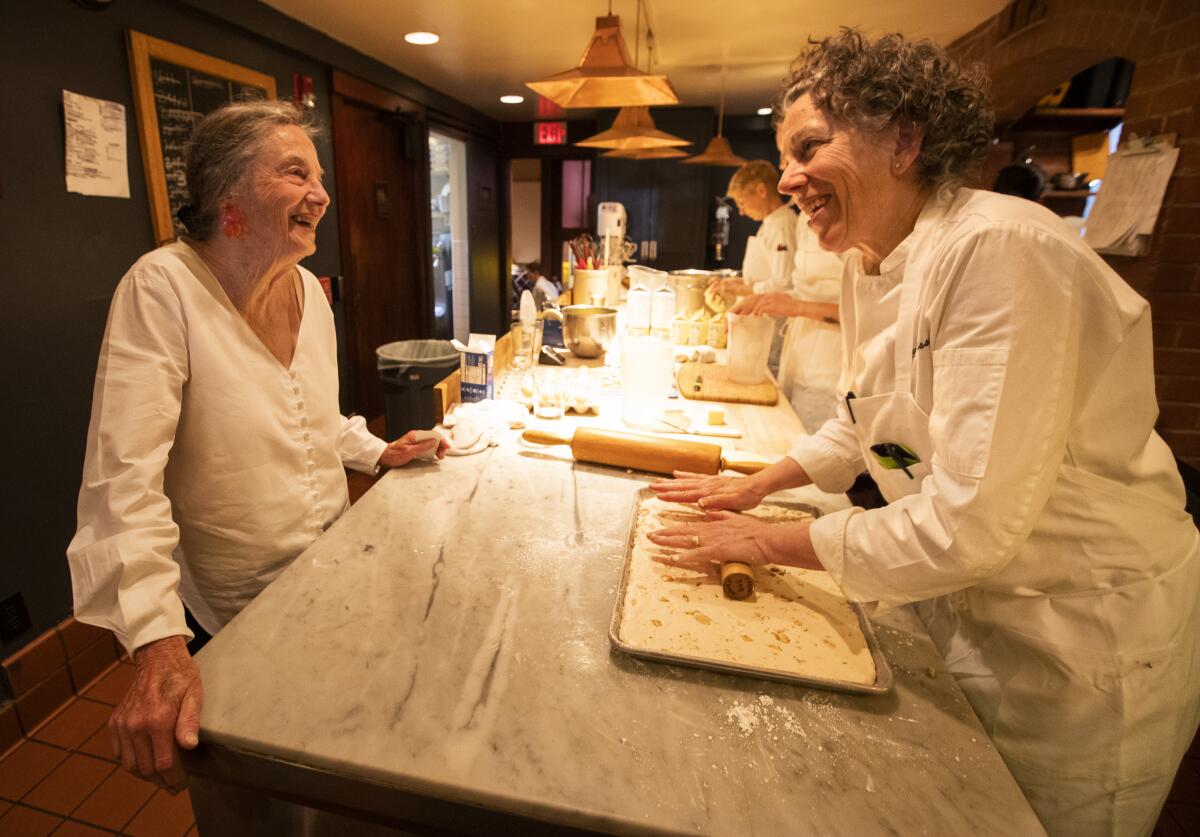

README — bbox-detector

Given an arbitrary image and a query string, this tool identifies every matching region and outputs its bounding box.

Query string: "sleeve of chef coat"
[338,415,388,473]
[66,266,192,655]
[809,224,1091,609]
[786,403,865,492]
[751,209,797,295]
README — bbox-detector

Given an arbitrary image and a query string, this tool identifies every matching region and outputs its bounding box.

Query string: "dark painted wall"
[0,0,496,660]
[589,108,778,271]
[710,115,782,271]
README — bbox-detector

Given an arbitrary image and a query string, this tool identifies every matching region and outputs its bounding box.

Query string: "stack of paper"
[1084,142,1179,256]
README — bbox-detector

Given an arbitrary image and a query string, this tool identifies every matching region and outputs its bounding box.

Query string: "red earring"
[220,207,246,238]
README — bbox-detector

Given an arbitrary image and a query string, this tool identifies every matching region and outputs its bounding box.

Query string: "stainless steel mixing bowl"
[669,269,714,317]
[562,305,618,358]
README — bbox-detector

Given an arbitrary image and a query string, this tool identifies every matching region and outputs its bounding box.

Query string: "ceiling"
[262,0,1010,121]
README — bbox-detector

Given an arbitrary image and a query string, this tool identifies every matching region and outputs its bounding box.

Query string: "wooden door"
[540,158,594,289]
[331,71,432,419]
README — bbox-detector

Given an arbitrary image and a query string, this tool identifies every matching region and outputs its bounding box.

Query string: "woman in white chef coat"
[716,160,796,296]
[67,100,445,793]
[650,29,1199,837]
[731,217,844,432]
[712,160,798,372]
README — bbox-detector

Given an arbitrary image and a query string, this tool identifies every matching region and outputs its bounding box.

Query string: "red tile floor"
[0,660,195,836]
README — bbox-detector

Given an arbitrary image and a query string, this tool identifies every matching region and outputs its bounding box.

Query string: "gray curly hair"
[776,29,994,189]
[181,99,322,240]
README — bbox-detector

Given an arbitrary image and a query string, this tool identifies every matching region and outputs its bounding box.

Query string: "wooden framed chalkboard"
[126,30,277,244]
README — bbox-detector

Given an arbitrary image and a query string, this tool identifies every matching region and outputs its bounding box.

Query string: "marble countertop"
[195,389,1044,836]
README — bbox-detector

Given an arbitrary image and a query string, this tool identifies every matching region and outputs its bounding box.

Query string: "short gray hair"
[181,99,322,239]
[777,29,994,190]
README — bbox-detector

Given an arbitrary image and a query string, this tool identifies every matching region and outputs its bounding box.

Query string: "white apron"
[777,317,840,433]
[741,233,772,284]
[843,238,1200,837]
[741,235,789,373]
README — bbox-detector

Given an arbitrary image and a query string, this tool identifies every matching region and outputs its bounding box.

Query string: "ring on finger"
[691,534,701,548]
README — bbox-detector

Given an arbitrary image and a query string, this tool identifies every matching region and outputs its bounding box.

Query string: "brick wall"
[948,0,1200,468]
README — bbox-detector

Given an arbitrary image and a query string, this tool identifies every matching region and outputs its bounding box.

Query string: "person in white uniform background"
[717,160,796,296]
[67,101,447,794]
[733,212,845,433]
[711,161,797,372]
[718,156,844,430]
[649,29,1199,837]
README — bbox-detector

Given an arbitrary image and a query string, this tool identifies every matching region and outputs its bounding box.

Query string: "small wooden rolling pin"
[521,427,769,476]
[721,562,755,599]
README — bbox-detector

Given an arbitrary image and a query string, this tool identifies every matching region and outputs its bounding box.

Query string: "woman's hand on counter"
[649,457,812,510]
[731,293,840,324]
[109,635,202,794]
[731,292,802,318]
[710,276,752,297]
[649,471,768,511]
[647,512,822,572]
[379,430,448,468]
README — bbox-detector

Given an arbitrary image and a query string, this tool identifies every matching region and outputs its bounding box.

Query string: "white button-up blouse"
[68,242,386,653]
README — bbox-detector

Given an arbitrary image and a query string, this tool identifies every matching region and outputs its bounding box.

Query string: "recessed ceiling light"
[757,107,773,116]
[404,31,439,45]
[500,95,525,104]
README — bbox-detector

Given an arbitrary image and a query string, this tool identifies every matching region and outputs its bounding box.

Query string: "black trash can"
[377,340,460,441]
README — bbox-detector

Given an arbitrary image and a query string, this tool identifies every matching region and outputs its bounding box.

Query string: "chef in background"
[716,160,796,296]
[651,28,1200,837]
[711,160,796,371]
[732,200,844,432]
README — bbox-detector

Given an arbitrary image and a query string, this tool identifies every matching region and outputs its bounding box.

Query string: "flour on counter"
[618,498,877,686]
[725,703,762,734]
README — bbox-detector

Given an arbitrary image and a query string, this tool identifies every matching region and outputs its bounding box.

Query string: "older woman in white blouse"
[67,100,444,792]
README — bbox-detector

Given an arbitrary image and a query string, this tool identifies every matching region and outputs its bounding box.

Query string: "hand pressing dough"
[619,497,877,686]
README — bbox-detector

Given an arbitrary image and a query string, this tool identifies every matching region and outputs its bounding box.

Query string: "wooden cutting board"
[676,362,778,405]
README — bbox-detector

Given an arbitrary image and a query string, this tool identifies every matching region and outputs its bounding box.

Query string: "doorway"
[330,71,432,419]
[506,157,591,313]
[429,131,470,343]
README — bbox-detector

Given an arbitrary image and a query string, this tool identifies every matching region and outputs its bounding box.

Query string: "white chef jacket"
[788,188,1200,836]
[67,242,387,654]
[743,204,796,294]
[776,219,843,432]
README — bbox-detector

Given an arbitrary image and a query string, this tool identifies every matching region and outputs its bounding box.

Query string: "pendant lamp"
[577,106,690,150]
[579,7,688,155]
[525,15,678,109]
[683,69,747,167]
[602,145,690,159]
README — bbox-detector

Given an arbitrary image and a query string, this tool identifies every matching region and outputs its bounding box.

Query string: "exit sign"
[534,121,568,145]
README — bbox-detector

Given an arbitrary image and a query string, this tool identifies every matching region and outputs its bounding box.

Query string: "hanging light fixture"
[524,3,677,109]
[577,5,688,153]
[683,67,747,167]
[603,145,689,159]
[577,106,689,150]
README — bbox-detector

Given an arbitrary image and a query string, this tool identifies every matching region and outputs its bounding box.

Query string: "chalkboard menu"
[127,31,277,244]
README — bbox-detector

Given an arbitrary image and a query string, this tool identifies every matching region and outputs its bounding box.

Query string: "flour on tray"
[619,497,877,686]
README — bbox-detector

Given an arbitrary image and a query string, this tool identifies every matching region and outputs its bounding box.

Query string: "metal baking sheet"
[609,488,894,695]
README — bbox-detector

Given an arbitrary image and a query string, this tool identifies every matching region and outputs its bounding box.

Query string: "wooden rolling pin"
[522,427,769,476]
[721,562,755,600]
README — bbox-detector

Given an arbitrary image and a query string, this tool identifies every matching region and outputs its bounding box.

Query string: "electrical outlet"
[0,593,32,643]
